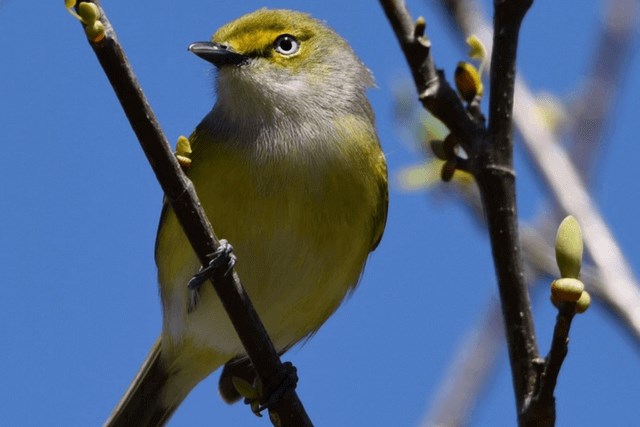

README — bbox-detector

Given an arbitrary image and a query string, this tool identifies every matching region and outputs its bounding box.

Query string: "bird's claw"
[187,239,237,312]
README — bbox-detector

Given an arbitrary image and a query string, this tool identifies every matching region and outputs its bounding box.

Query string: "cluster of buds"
[551,216,590,313]
[66,1,105,42]
[429,134,461,182]
[175,135,193,170]
[454,36,486,105]
[428,36,488,183]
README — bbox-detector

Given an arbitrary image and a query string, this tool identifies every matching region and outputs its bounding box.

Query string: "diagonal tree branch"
[72,2,312,425]
[566,0,638,179]
[420,299,503,427]
[379,0,482,149]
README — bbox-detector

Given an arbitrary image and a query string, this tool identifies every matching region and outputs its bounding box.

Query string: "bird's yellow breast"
[155,113,386,357]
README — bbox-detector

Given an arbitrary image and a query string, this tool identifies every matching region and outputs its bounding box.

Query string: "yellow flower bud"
[175,136,193,169]
[555,215,583,279]
[78,2,100,24]
[400,160,443,190]
[455,61,483,103]
[466,35,487,61]
[176,155,192,169]
[176,135,193,157]
[85,20,105,42]
[65,0,83,22]
[551,278,585,302]
[576,291,591,314]
[415,16,426,37]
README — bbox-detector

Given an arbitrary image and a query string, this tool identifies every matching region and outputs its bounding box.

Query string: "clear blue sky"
[2,0,639,426]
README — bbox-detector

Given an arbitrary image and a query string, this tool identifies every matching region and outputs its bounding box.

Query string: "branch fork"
[380,1,583,425]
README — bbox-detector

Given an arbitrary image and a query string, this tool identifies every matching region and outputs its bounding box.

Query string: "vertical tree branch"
[423,1,640,423]
[473,169,540,420]
[72,2,312,425]
[424,0,640,425]
[438,0,640,338]
[475,2,539,422]
[381,0,545,424]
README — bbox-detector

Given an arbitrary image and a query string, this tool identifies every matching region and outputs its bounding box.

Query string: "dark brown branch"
[440,0,640,336]
[476,2,541,424]
[73,2,312,425]
[528,304,576,425]
[381,0,543,425]
[379,0,482,150]
[473,169,539,415]
[426,0,640,425]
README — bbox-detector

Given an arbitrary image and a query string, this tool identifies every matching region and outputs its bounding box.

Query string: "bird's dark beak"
[188,42,247,67]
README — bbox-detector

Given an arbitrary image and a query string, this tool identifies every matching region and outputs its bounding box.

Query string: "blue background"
[1,0,639,426]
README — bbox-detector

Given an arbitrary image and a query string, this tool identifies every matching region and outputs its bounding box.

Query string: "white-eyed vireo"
[107,9,387,425]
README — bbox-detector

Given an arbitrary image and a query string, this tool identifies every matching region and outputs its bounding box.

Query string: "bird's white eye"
[274,35,300,55]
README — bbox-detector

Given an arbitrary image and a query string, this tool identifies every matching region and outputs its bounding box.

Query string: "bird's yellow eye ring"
[274,34,300,56]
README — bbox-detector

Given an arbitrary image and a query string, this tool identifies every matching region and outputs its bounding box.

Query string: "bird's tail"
[104,336,224,427]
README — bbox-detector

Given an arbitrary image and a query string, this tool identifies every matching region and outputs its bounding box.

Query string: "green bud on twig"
[555,215,583,279]
[78,1,100,24]
[576,291,591,314]
[551,278,584,302]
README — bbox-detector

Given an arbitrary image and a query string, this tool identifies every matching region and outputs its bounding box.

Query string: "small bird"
[106,9,387,426]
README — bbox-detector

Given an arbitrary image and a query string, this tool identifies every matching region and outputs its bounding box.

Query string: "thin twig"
[421,220,614,426]
[521,226,640,347]
[524,304,576,425]
[540,306,575,400]
[73,2,312,425]
[379,0,481,150]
